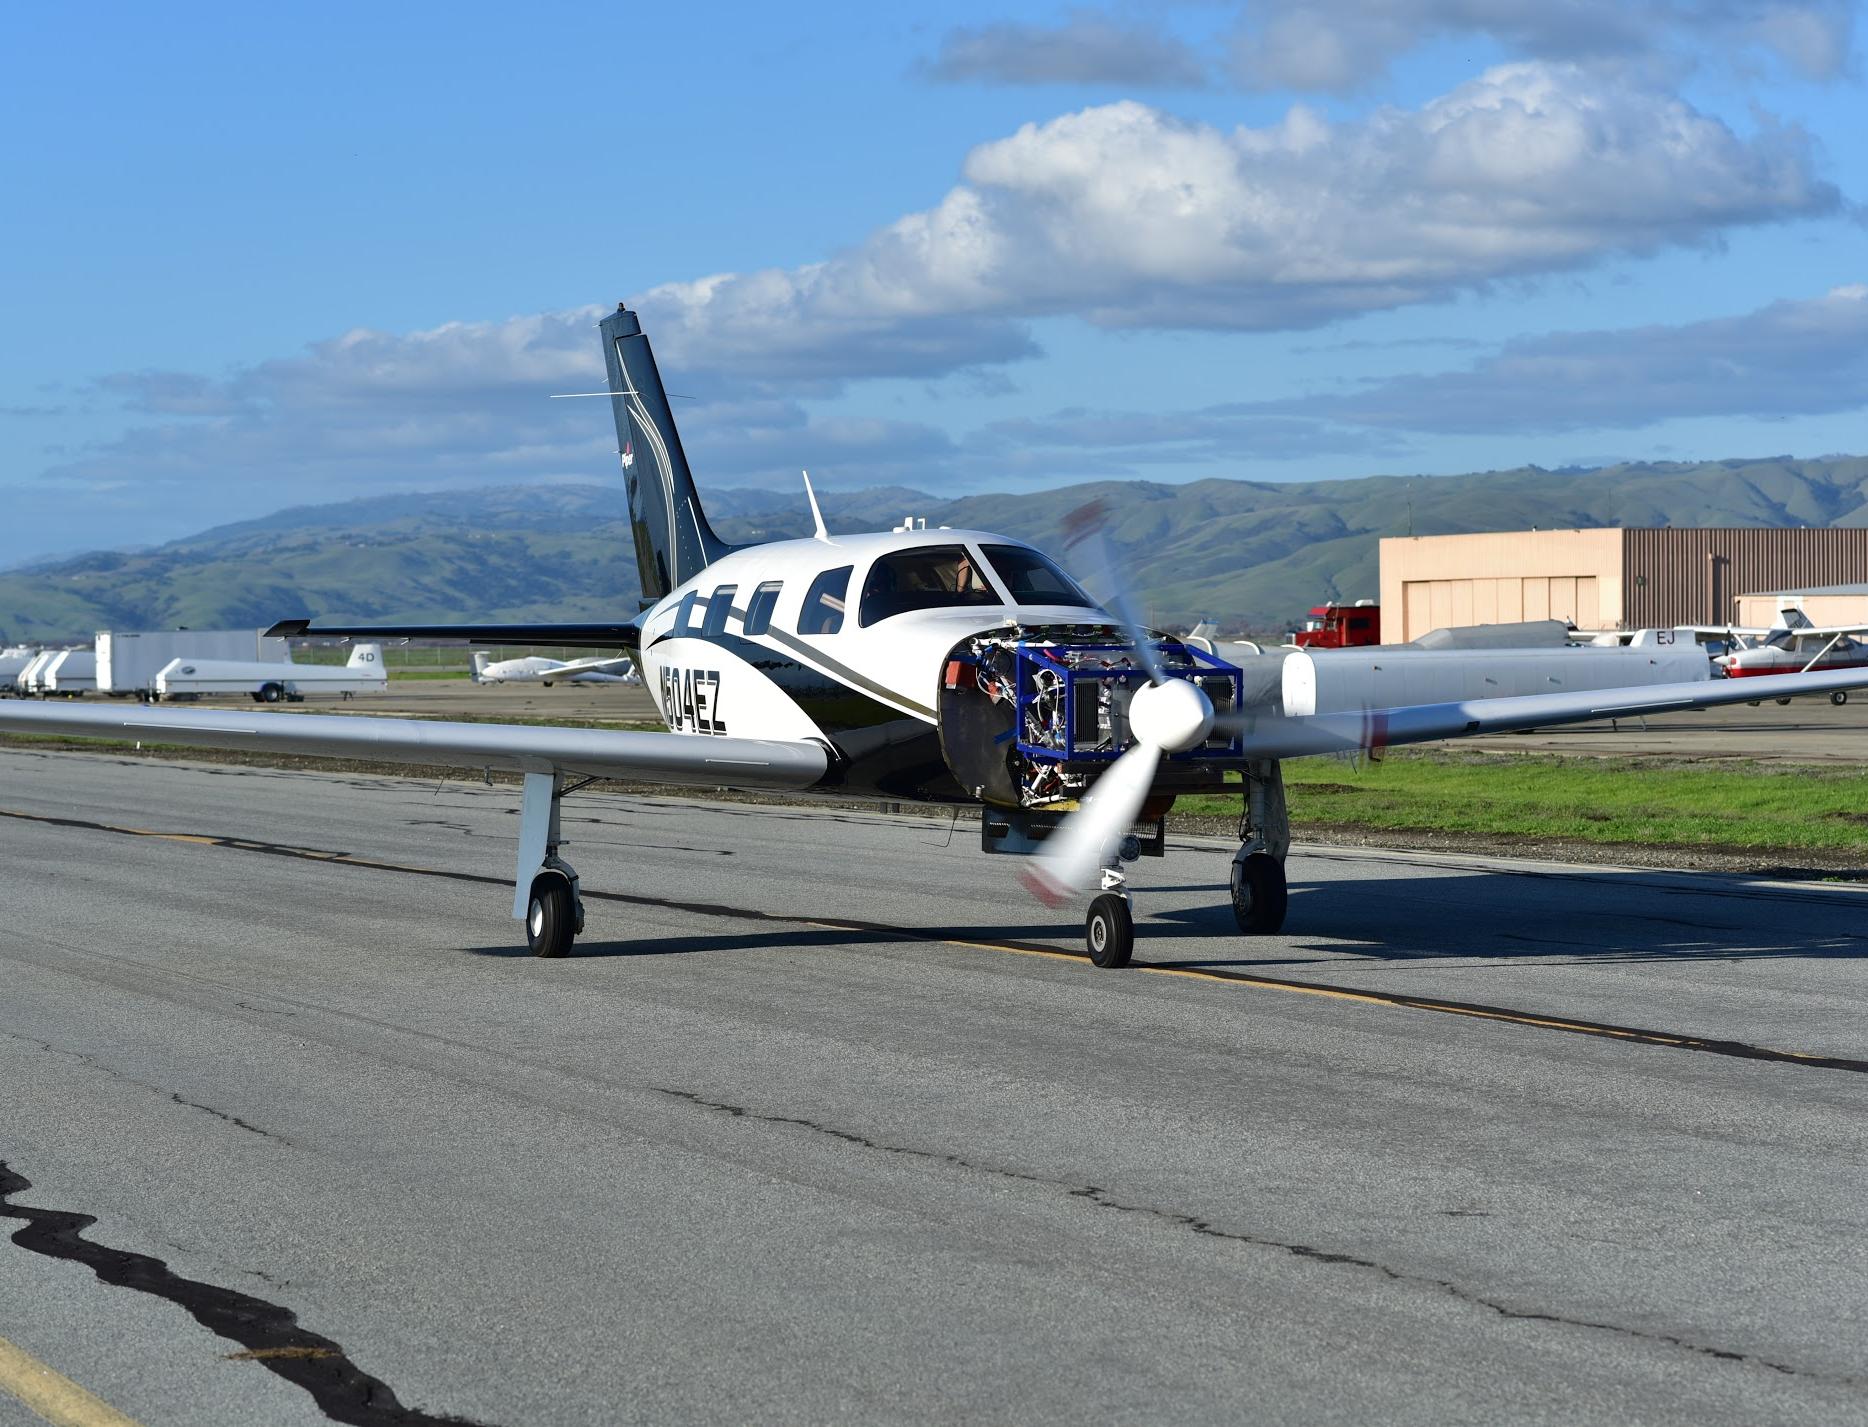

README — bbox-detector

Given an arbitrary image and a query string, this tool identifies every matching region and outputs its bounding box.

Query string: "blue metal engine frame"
[1012,641,1243,764]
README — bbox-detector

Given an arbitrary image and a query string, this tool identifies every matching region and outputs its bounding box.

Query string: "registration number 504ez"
[660,667,727,735]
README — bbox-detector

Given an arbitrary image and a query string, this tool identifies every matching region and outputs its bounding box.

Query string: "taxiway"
[1,749,1864,1425]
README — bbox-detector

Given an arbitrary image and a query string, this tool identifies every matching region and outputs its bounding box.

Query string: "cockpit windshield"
[859,545,1002,626]
[980,544,1099,609]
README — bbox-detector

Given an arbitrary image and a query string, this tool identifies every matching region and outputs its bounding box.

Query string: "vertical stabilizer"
[600,304,731,605]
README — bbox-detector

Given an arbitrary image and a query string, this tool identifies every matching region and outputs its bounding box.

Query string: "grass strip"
[1176,750,1868,854]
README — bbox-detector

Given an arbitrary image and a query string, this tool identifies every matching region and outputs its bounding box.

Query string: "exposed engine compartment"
[937,627,1244,809]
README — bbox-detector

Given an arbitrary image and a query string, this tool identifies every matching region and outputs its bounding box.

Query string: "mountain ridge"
[4,454,1866,641]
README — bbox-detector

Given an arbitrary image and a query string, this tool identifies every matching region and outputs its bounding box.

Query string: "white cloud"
[1267,284,1868,432]
[647,66,1835,341]
[38,64,1841,538]
[924,10,1208,87]
[919,2,1859,93]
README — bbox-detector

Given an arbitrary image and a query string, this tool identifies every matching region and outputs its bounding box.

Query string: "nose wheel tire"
[1085,893,1134,969]
[526,877,577,958]
[1832,691,1849,706]
[1232,851,1288,935]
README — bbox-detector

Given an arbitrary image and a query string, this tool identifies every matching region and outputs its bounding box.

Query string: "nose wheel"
[1086,892,1134,968]
[1231,850,1288,934]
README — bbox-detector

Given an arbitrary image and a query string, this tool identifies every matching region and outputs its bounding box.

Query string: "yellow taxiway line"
[0,1336,141,1427]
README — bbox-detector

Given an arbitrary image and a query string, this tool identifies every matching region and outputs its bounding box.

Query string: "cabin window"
[743,581,783,636]
[859,545,1002,627]
[672,590,699,635]
[702,584,736,638]
[797,566,853,635]
[980,545,1098,608]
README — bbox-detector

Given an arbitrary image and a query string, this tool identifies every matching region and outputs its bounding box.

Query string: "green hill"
[4,454,1866,641]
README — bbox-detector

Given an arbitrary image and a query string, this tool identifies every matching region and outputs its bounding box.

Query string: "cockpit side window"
[797,566,853,635]
[858,545,1003,627]
[672,590,699,635]
[980,545,1098,608]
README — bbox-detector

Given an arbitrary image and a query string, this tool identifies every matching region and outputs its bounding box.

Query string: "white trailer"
[0,649,39,692]
[96,628,289,696]
[14,651,58,695]
[155,643,388,702]
[39,650,98,697]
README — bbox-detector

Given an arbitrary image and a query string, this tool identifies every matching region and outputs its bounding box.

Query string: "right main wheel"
[526,877,577,958]
[1232,851,1288,935]
[1085,893,1133,969]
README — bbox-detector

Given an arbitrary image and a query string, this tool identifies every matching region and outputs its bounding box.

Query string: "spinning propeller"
[1020,502,1215,905]
[1022,502,1384,906]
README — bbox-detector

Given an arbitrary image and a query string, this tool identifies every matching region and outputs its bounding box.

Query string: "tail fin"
[600,303,731,605]
[1776,603,1814,632]
[471,651,490,681]
[347,642,384,670]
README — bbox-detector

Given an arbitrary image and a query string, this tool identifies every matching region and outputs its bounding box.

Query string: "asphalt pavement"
[1,749,1865,1426]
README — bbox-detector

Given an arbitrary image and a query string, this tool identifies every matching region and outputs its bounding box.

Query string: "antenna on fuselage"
[802,470,831,543]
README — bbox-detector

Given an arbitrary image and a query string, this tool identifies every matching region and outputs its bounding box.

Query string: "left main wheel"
[526,877,577,958]
[1086,893,1133,969]
[1232,851,1288,935]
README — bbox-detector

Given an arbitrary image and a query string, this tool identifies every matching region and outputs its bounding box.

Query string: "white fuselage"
[473,655,636,685]
[636,529,1106,747]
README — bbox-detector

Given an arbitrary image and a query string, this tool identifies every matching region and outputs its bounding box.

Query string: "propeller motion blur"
[8,304,1868,965]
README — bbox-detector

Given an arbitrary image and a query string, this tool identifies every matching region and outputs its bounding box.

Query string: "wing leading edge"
[0,702,826,789]
[1222,666,1868,760]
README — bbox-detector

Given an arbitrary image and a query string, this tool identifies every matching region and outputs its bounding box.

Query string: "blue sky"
[3,1,1864,559]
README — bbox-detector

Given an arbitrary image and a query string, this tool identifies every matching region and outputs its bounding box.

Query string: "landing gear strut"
[515,770,586,957]
[1233,758,1290,935]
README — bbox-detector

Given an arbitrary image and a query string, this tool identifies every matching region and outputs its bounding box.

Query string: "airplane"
[471,651,639,686]
[1713,605,1868,702]
[6,302,1868,966]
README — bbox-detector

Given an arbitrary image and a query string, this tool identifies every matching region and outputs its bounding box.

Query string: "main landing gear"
[1075,759,1291,965]
[1228,757,1290,937]
[517,770,587,957]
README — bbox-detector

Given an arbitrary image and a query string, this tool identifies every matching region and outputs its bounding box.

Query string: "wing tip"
[265,619,310,638]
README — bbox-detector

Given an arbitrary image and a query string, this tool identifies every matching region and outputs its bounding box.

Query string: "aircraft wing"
[265,619,642,652]
[0,702,824,789]
[1221,666,1868,760]
[551,655,635,677]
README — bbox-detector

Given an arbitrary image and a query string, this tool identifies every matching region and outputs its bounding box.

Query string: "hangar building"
[1379,528,1868,643]
[1732,583,1868,629]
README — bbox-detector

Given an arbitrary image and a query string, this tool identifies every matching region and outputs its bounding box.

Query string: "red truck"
[1292,602,1381,649]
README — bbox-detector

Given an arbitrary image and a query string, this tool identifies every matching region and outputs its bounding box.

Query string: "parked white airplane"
[1714,605,1868,699]
[471,651,638,686]
[7,304,1868,964]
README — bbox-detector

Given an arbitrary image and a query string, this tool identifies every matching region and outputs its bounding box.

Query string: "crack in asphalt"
[656,1087,1854,1388]
[8,1031,293,1146]
[0,1161,494,1426]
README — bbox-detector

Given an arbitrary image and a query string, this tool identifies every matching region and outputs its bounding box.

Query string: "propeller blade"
[1059,499,1169,685]
[1019,742,1162,907]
